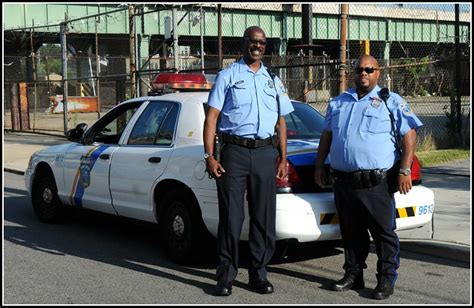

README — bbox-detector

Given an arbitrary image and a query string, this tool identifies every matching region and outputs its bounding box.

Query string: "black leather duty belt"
[221,134,273,149]
[332,169,387,189]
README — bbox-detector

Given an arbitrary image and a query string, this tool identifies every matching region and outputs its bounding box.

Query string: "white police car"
[25,75,434,263]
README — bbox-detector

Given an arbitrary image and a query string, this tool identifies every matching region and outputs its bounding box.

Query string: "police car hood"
[34,142,78,156]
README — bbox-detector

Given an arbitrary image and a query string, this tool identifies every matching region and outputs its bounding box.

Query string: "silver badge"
[267,79,274,89]
[370,97,380,108]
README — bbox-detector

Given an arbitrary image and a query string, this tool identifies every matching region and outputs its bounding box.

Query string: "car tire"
[32,172,65,223]
[160,189,214,264]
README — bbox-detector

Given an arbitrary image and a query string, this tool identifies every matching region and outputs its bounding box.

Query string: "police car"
[25,74,435,263]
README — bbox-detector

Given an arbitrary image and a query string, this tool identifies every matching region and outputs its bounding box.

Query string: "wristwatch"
[203,152,213,160]
[399,168,411,176]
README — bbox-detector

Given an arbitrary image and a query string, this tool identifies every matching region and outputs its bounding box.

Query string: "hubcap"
[172,215,185,238]
[42,188,53,204]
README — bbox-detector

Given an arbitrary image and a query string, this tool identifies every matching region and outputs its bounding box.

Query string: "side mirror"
[67,123,88,142]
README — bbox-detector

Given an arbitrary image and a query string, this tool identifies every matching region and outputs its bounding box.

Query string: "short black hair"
[243,26,265,39]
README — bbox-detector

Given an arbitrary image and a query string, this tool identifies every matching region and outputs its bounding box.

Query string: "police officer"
[314,55,423,300]
[203,26,294,296]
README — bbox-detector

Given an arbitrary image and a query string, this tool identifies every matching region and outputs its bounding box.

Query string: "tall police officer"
[203,26,294,296]
[314,55,423,300]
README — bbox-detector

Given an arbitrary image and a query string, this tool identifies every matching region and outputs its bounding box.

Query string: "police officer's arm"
[276,116,288,180]
[314,130,332,187]
[203,106,226,178]
[398,128,416,194]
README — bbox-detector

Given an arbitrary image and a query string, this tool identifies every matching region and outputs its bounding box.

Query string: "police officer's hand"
[276,159,288,180]
[398,174,412,195]
[314,166,326,187]
[206,157,226,179]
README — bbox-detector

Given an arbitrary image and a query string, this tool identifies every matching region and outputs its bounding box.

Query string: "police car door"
[109,100,179,222]
[63,101,142,214]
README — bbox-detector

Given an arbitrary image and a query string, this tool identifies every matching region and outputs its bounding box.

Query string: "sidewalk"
[3,130,471,262]
[4,131,68,174]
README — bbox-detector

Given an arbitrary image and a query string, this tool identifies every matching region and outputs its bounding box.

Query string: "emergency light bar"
[152,73,213,91]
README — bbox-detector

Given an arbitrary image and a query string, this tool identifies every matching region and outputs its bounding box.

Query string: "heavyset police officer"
[203,26,294,296]
[314,55,423,300]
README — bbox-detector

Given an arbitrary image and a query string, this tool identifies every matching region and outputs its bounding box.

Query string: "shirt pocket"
[263,85,278,112]
[230,82,251,106]
[362,107,391,133]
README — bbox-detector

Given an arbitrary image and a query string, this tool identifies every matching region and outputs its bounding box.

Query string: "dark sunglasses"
[244,37,267,46]
[354,66,379,74]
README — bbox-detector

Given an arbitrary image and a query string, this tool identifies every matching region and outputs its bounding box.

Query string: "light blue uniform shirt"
[323,85,423,172]
[208,58,294,139]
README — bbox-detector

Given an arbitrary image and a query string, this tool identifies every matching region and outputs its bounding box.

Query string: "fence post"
[129,4,137,98]
[10,83,20,131]
[60,20,69,135]
[217,4,223,70]
[454,4,463,145]
[338,4,349,94]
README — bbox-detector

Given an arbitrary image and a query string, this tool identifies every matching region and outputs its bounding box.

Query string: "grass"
[416,149,471,167]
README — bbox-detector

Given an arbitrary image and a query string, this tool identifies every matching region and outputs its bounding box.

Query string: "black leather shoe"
[249,278,274,294]
[331,272,365,292]
[371,279,394,300]
[215,282,232,296]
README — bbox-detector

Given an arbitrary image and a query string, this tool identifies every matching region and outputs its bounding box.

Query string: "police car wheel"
[32,173,65,223]
[160,190,207,264]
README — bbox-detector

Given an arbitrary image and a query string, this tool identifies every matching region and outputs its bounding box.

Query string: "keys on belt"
[221,134,273,148]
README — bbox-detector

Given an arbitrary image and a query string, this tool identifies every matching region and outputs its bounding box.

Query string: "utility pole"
[95,14,101,119]
[129,4,137,98]
[60,20,69,134]
[200,6,205,74]
[302,4,313,102]
[302,4,313,58]
[172,6,179,72]
[217,4,223,70]
[338,4,349,94]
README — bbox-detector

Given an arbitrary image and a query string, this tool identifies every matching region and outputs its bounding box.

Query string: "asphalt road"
[3,172,470,304]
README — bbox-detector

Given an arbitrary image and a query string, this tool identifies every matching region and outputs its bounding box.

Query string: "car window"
[155,103,179,145]
[128,101,177,146]
[285,102,325,139]
[88,102,141,144]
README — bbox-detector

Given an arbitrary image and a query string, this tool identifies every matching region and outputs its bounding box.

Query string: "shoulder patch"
[399,100,413,115]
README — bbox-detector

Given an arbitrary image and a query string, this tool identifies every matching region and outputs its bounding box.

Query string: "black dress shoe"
[249,278,274,294]
[371,279,394,300]
[215,283,232,296]
[331,272,365,292]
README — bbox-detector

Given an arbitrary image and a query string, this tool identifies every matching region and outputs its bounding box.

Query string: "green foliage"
[417,131,437,152]
[37,44,62,76]
[394,56,430,96]
[416,149,470,167]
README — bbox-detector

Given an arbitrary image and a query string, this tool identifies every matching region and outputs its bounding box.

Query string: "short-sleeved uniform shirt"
[323,85,423,172]
[207,58,294,139]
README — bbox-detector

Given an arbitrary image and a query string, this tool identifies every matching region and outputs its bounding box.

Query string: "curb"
[400,239,470,263]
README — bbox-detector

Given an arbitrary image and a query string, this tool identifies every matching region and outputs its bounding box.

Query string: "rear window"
[203,101,326,140]
[285,102,325,139]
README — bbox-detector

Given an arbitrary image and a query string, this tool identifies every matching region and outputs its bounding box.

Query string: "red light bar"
[153,73,207,85]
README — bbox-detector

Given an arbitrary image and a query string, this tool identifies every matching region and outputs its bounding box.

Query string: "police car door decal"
[69,145,110,207]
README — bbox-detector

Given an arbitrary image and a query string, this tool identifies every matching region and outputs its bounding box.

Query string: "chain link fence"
[4,3,470,148]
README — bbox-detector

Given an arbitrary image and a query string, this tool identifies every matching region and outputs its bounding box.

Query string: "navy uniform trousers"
[333,178,400,287]
[215,142,279,284]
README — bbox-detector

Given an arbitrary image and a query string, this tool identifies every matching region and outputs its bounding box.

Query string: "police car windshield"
[285,102,325,140]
